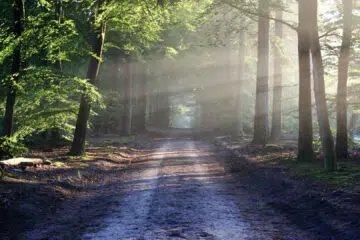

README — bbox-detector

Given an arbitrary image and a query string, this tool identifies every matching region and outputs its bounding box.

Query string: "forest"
[1,0,360,239]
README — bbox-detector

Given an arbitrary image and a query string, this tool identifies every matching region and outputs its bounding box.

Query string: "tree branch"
[221,0,298,32]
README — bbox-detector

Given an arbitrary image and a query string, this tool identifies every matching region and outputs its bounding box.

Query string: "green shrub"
[91,91,122,135]
[0,137,29,159]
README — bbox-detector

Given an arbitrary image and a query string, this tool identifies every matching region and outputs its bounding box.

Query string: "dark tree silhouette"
[297,0,315,162]
[69,0,106,155]
[253,0,270,144]
[3,0,24,137]
[336,0,353,159]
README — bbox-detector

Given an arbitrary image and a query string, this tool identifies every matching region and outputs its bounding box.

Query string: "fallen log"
[0,157,45,167]
[0,158,51,179]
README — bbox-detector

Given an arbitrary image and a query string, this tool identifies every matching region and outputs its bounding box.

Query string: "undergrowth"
[279,157,360,188]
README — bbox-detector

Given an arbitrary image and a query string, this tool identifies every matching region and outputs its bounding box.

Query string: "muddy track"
[22,139,317,239]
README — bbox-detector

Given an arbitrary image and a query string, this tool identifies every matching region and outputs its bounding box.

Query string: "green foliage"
[0,0,214,142]
[0,0,105,142]
[0,67,103,141]
[312,122,337,153]
[313,136,322,154]
[105,0,167,57]
[23,13,77,63]
[172,104,191,115]
[0,137,29,159]
[77,169,82,179]
[91,91,123,135]
[312,121,356,153]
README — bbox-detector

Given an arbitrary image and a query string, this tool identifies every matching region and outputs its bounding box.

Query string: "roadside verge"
[214,136,360,240]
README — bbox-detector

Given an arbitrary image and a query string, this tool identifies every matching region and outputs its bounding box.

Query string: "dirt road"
[24,139,313,240]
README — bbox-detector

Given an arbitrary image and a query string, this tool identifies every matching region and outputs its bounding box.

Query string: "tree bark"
[156,91,169,129]
[123,61,133,135]
[236,27,246,137]
[131,63,138,133]
[69,0,106,155]
[309,0,336,171]
[297,0,315,162]
[2,0,24,137]
[270,9,283,142]
[136,63,147,132]
[131,62,146,133]
[147,80,155,125]
[336,0,353,159]
[252,0,270,144]
[149,88,158,126]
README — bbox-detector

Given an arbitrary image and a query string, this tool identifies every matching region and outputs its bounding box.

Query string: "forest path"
[79,139,311,240]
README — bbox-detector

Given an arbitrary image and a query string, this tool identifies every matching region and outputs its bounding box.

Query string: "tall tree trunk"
[147,83,154,125]
[131,63,138,133]
[131,62,146,133]
[236,27,246,137]
[136,63,147,132]
[336,0,353,159]
[309,0,336,171]
[252,0,270,144]
[156,91,169,129]
[270,9,283,142]
[123,61,133,135]
[297,0,315,161]
[225,35,238,133]
[2,0,24,137]
[69,0,106,155]
[149,88,158,126]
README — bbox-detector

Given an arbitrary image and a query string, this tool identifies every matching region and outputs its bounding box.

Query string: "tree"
[270,7,283,142]
[336,0,353,159]
[236,25,246,137]
[134,63,147,132]
[2,0,24,137]
[252,0,270,144]
[297,0,315,162]
[69,0,106,155]
[129,62,147,133]
[155,90,170,129]
[309,0,336,171]
[122,60,133,135]
[0,0,92,142]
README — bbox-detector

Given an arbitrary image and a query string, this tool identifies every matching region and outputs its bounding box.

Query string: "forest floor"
[0,135,359,239]
[215,136,360,239]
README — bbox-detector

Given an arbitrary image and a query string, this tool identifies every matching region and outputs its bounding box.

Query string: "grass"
[5,173,19,179]
[279,157,360,188]
[78,163,89,168]
[242,140,360,189]
[53,161,67,167]
[67,154,95,161]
